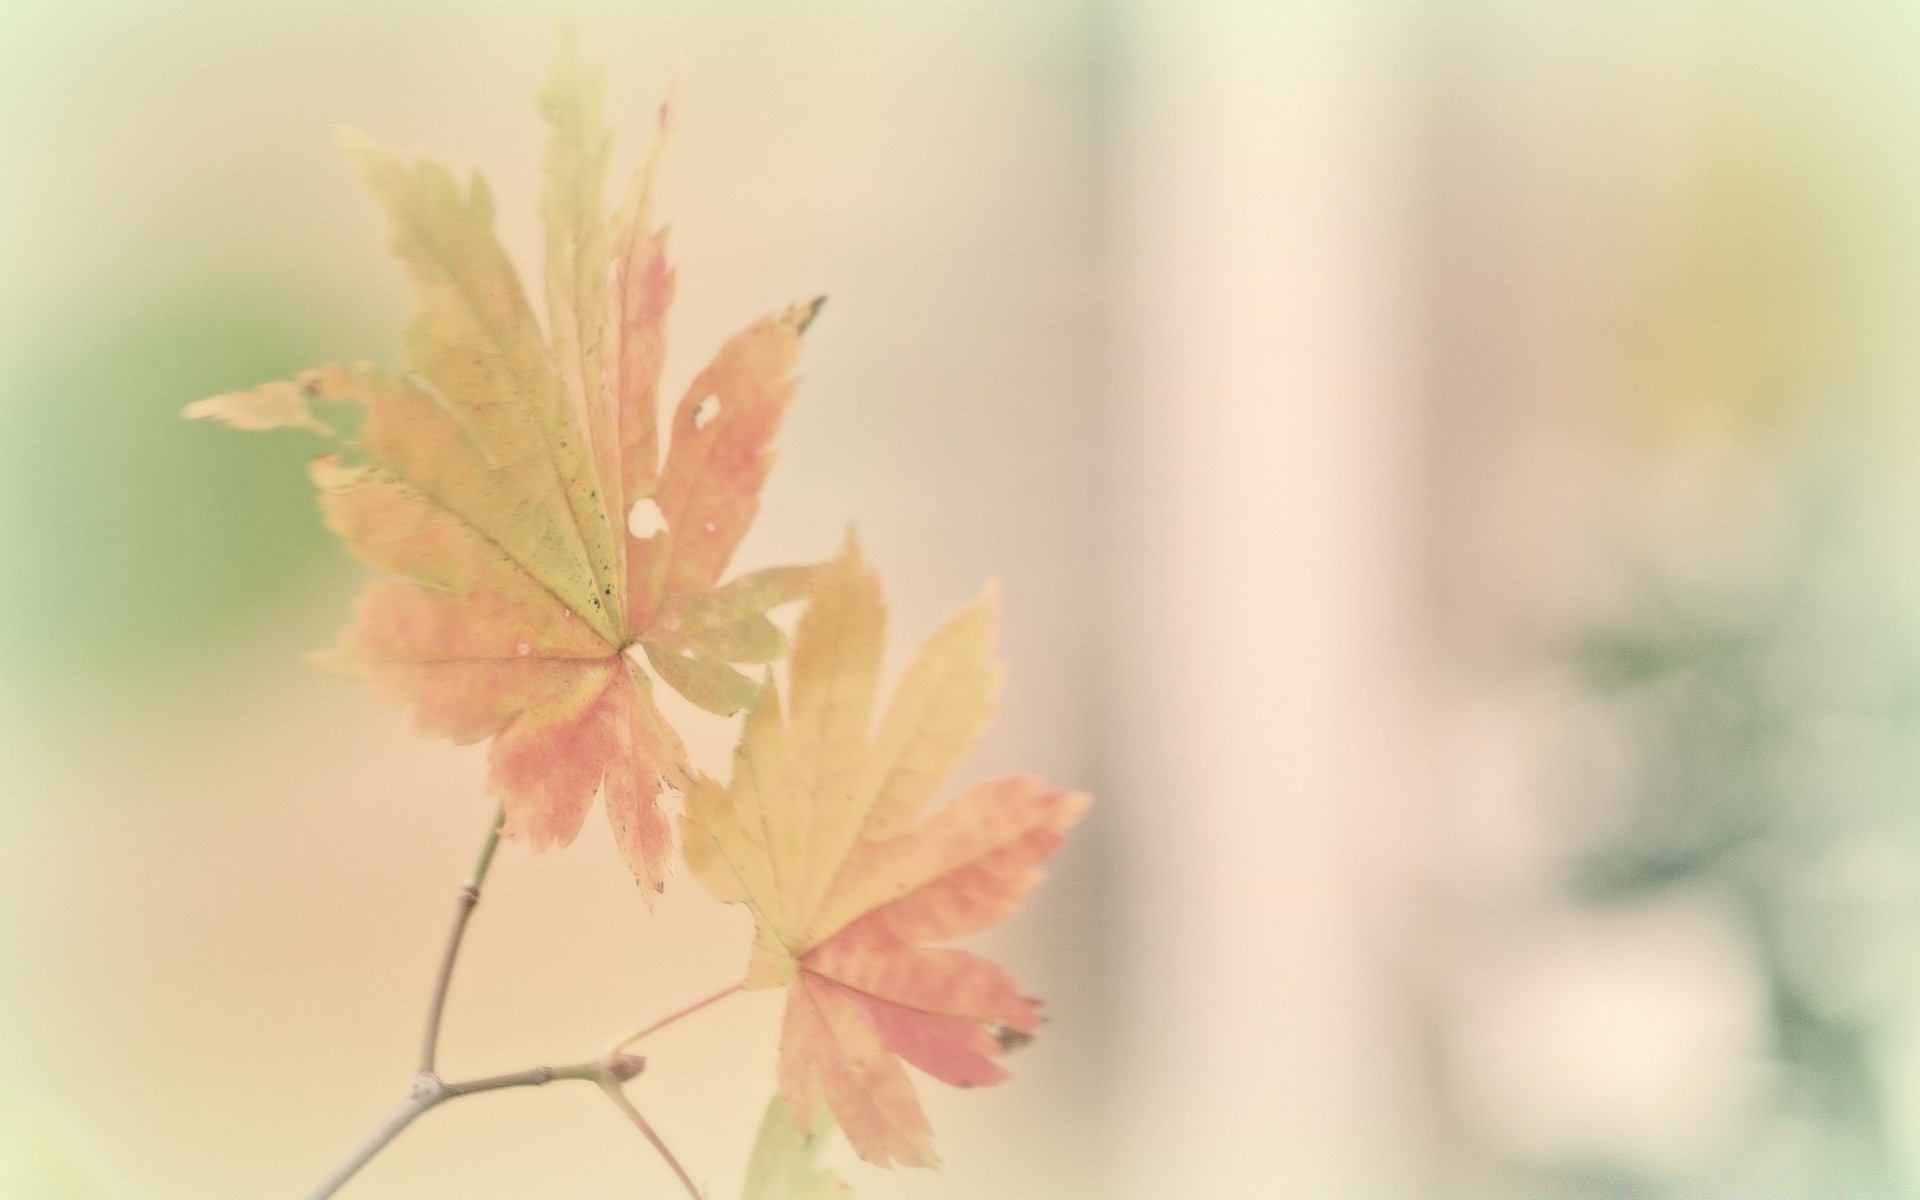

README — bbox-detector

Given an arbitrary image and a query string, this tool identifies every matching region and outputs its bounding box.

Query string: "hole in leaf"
[692,394,721,430]
[627,497,666,539]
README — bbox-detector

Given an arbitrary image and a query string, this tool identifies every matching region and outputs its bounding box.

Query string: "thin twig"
[421,806,504,1075]
[609,983,742,1053]
[602,1081,704,1200]
[303,807,505,1200]
[301,1078,445,1200]
[301,1054,645,1200]
[298,805,735,1200]
[443,1053,644,1099]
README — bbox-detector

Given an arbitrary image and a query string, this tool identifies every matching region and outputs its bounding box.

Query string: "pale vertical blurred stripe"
[1105,1,1429,1197]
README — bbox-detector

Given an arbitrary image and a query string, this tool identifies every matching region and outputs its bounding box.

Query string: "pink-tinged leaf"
[680,538,1092,1167]
[780,973,935,1170]
[804,919,1038,1029]
[855,991,1013,1090]
[651,299,820,604]
[602,661,690,897]
[810,775,1088,948]
[490,660,630,850]
[609,94,676,513]
[184,32,826,891]
[317,567,690,884]
[319,574,610,697]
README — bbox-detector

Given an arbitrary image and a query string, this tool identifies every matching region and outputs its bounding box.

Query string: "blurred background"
[8,1,1920,1197]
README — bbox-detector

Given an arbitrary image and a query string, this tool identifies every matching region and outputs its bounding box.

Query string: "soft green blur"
[0,287,353,683]
[1421,4,1920,1198]
[0,1094,112,1199]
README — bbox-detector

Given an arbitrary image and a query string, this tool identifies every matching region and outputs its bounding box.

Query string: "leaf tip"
[795,294,827,334]
[538,7,600,115]
[182,381,335,436]
[836,522,864,564]
[551,5,585,49]
[307,452,370,496]
[658,74,684,135]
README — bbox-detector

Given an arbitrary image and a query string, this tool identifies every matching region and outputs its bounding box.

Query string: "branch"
[421,806,504,1075]
[301,1053,646,1200]
[301,1077,444,1200]
[297,807,747,1200]
[444,1053,644,1099]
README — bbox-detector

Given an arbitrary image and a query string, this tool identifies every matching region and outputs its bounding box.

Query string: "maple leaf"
[680,536,1090,1167]
[742,1095,850,1200]
[183,20,820,894]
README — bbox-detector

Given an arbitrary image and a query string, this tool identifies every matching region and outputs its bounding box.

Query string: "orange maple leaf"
[184,25,820,894]
[681,536,1089,1167]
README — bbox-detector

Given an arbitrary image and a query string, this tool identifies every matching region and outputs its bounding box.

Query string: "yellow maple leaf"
[682,535,1090,1167]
